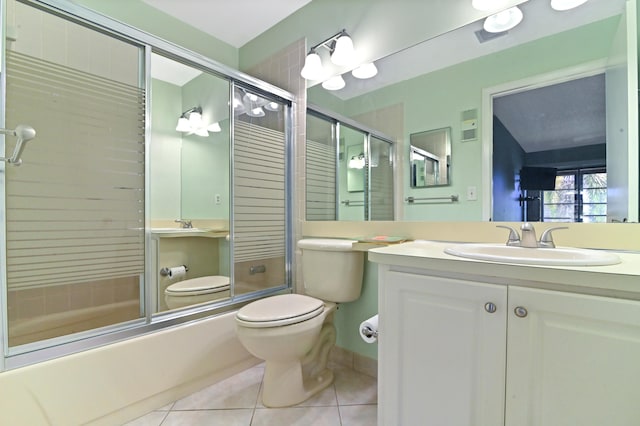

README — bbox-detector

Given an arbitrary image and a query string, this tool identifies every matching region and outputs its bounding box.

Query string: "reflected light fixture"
[175,106,220,137]
[348,152,365,169]
[352,62,378,79]
[246,106,265,117]
[550,0,588,11]
[207,122,222,132]
[471,0,510,11]
[484,6,523,33]
[322,75,346,91]
[264,102,280,112]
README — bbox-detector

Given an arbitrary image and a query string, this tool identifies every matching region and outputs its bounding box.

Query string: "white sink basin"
[444,243,621,266]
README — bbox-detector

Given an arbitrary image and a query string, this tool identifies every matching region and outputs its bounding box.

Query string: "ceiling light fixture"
[322,75,346,91]
[352,62,378,79]
[483,6,524,33]
[550,0,588,11]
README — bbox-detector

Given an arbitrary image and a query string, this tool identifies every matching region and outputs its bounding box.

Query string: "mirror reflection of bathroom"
[409,127,451,188]
[149,52,231,312]
[491,73,609,223]
[231,85,289,297]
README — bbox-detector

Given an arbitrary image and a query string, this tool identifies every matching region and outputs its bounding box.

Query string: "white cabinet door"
[379,270,507,426]
[506,286,640,426]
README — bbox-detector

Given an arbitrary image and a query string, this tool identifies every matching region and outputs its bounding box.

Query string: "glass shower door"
[3,1,145,348]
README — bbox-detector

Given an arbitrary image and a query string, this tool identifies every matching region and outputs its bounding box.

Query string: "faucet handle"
[538,226,568,248]
[496,225,521,246]
[174,219,193,229]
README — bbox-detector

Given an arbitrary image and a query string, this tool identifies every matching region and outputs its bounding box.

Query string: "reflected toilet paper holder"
[160,265,189,277]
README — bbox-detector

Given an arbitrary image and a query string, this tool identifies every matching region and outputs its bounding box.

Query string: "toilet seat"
[236,294,324,328]
[165,276,230,297]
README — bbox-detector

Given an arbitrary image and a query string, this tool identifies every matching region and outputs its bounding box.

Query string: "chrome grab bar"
[405,195,459,204]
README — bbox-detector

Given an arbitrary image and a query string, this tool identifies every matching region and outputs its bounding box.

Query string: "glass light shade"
[300,51,324,80]
[246,107,265,117]
[352,62,378,79]
[322,75,346,91]
[193,127,209,137]
[233,96,244,110]
[264,102,280,111]
[472,0,510,11]
[550,0,588,11]
[483,6,523,33]
[175,117,190,132]
[207,122,222,132]
[243,92,259,103]
[330,34,355,66]
[348,156,365,169]
[188,111,203,127]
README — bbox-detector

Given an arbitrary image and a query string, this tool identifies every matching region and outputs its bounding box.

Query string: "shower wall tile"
[7,0,140,87]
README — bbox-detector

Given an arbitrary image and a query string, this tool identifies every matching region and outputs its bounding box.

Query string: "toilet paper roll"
[359,314,379,344]
[168,265,187,279]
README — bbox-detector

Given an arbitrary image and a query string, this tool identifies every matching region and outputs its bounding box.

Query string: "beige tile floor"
[124,362,378,426]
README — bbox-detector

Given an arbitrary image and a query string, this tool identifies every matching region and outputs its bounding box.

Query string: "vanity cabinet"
[378,268,640,426]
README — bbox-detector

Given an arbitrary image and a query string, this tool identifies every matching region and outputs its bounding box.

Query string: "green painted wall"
[150,79,182,220]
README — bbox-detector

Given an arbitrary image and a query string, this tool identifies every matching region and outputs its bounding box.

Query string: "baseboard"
[330,346,377,378]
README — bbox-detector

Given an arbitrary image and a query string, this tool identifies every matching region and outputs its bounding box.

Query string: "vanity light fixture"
[550,0,588,11]
[352,62,378,79]
[483,6,524,33]
[330,31,355,66]
[175,106,220,137]
[301,29,356,81]
[322,75,346,91]
[246,106,266,117]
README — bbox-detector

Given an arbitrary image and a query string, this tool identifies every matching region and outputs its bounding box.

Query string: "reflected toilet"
[165,275,230,309]
[235,239,364,407]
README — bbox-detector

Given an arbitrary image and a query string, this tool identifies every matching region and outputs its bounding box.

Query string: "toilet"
[235,238,364,408]
[164,275,230,309]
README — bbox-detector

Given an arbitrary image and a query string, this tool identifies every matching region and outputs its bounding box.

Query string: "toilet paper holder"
[160,265,189,276]
[361,325,378,339]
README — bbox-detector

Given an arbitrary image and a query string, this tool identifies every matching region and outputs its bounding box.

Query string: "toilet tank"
[297,238,364,303]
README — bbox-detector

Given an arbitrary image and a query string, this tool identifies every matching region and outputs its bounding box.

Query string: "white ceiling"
[141,0,312,48]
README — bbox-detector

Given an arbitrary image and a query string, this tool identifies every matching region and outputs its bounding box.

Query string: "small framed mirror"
[409,127,451,187]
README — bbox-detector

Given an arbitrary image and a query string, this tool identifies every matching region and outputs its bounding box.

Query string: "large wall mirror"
[306,0,638,223]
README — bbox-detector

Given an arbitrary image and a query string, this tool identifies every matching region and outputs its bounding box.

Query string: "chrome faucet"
[175,219,193,229]
[497,223,567,248]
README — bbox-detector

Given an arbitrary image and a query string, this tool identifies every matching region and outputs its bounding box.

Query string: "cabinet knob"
[484,302,497,313]
[514,306,528,318]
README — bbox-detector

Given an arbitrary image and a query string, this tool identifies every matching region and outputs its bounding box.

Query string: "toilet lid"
[165,276,230,296]
[236,294,324,328]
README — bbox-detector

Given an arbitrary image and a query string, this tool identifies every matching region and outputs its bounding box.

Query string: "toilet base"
[262,361,334,408]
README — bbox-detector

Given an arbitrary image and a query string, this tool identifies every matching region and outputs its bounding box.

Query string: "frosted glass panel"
[5,4,144,347]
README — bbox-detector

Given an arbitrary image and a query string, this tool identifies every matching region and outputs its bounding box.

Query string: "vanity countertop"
[369,240,640,298]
